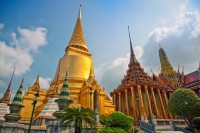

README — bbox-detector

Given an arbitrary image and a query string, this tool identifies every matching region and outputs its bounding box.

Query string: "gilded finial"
[78,5,82,20]
[37,72,39,80]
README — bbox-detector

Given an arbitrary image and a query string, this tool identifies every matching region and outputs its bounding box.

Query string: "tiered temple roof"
[114,27,157,92]
[111,28,172,121]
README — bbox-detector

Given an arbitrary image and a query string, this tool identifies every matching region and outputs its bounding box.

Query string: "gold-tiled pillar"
[162,90,173,119]
[150,87,160,118]
[118,92,121,111]
[113,93,116,106]
[130,86,137,120]
[157,89,167,119]
[137,85,146,120]
[145,85,152,118]
[125,89,129,115]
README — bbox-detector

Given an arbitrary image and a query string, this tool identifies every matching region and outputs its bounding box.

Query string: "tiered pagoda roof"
[114,27,157,92]
[12,78,24,106]
[59,72,70,101]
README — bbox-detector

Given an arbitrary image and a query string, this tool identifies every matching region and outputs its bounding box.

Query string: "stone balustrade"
[139,121,156,133]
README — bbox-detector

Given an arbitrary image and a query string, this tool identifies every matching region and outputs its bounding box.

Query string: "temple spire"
[128,26,137,64]
[59,71,70,100]
[159,47,174,74]
[12,78,24,106]
[78,5,82,20]
[159,47,179,89]
[66,5,88,52]
[89,61,95,78]
[33,73,40,87]
[0,68,15,104]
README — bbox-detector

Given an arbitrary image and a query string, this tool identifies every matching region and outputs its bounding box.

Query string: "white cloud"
[0,27,47,78]
[39,77,51,89]
[13,27,47,52]
[0,23,4,30]
[142,2,200,75]
[0,80,5,88]
[96,46,143,92]
[0,41,33,77]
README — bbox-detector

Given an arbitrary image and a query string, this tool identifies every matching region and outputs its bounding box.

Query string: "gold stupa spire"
[159,46,179,89]
[33,74,40,86]
[66,5,88,52]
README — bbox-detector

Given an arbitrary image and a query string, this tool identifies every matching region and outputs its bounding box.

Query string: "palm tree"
[60,107,96,133]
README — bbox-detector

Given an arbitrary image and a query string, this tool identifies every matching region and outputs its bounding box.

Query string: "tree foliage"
[193,116,200,130]
[60,107,96,133]
[168,88,200,130]
[100,111,133,133]
[168,88,200,117]
[98,127,126,133]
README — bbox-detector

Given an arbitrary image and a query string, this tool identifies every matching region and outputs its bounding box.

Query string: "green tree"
[98,127,126,133]
[60,107,96,133]
[100,111,133,133]
[168,88,200,129]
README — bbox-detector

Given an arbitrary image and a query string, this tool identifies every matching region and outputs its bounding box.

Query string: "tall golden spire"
[89,61,95,79]
[66,5,88,52]
[128,26,137,64]
[159,46,179,89]
[33,74,40,86]
[159,46,175,75]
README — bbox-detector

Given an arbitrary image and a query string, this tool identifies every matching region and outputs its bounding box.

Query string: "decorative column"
[113,93,116,106]
[94,90,100,126]
[125,89,129,115]
[90,88,93,110]
[144,85,152,118]
[162,89,173,119]
[4,79,24,123]
[157,89,167,119]
[137,85,146,120]
[118,92,121,111]
[162,90,168,105]
[130,87,137,120]
[150,87,159,118]
[53,72,73,132]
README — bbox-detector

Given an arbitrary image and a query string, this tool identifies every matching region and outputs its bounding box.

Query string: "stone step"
[139,131,183,133]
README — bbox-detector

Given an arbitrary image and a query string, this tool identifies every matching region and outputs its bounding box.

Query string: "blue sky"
[0,0,200,96]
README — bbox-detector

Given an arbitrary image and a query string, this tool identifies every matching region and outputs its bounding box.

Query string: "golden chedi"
[20,6,115,122]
